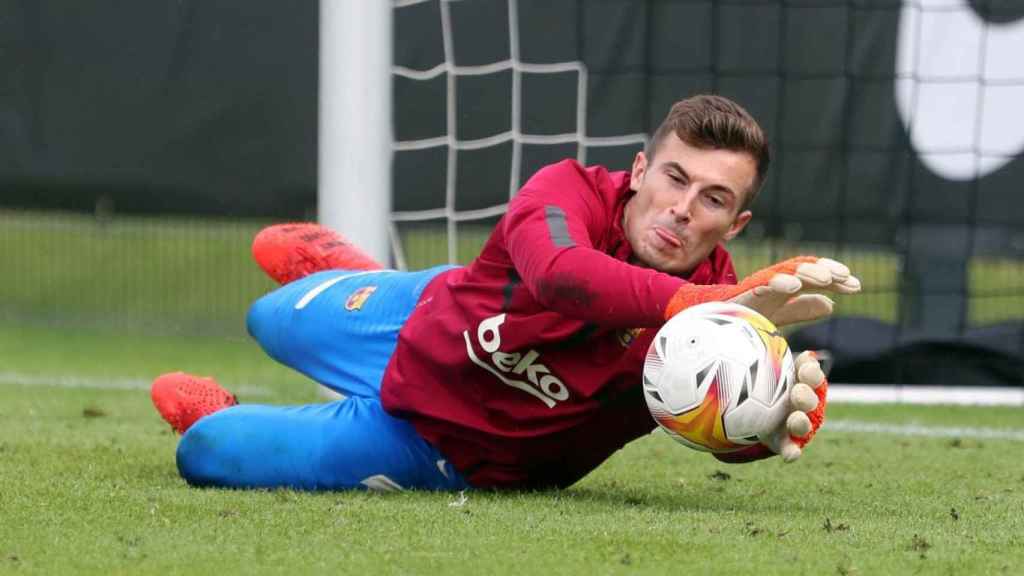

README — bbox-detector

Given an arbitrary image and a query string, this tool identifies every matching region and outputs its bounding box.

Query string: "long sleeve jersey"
[380,159,737,489]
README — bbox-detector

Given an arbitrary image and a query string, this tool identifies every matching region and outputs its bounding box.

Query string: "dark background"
[2,0,1022,380]
[2,1,1021,247]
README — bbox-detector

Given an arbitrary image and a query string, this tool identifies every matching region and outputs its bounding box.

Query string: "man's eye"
[669,174,685,184]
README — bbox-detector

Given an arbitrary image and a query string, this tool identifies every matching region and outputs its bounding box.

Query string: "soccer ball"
[643,301,794,453]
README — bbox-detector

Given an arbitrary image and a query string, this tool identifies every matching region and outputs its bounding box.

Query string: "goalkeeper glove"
[712,350,828,464]
[665,256,861,327]
[662,256,859,462]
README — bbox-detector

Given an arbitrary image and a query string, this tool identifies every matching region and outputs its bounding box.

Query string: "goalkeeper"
[152,95,860,491]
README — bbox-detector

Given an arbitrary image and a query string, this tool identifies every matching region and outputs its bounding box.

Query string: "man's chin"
[636,247,691,276]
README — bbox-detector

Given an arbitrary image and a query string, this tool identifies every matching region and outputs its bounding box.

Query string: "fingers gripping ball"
[786,411,812,438]
[710,351,829,464]
[789,350,828,450]
[643,301,795,454]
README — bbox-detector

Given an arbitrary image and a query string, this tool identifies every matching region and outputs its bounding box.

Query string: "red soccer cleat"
[151,372,238,434]
[252,222,384,285]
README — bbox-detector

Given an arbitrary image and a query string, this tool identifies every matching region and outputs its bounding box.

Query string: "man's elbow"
[534,270,595,312]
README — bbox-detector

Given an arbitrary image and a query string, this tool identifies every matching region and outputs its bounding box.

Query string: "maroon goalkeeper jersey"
[380,159,737,489]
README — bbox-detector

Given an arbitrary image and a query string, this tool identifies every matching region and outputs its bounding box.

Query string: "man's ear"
[629,151,648,190]
[723,210,753,241]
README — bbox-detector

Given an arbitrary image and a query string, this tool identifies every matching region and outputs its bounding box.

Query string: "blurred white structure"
[319,1,392,266]
[896,0,1024,180]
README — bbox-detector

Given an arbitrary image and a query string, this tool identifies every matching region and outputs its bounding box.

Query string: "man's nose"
[669,192,695,222]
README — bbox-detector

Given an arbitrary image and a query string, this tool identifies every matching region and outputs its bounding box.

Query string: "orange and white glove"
[665,256,861,328]
[661,256,858,463]
[711,351,828,464]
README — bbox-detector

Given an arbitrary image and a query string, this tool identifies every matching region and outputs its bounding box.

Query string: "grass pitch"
[2,324,1023,575]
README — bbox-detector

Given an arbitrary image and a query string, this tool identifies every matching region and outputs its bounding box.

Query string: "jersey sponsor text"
[463,314,569,408]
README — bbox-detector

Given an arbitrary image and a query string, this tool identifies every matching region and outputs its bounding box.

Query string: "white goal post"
[318,1,393,266]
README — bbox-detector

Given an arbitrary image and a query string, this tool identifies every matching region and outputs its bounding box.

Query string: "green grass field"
[2,211,1023,574]
[2,324,1024,575]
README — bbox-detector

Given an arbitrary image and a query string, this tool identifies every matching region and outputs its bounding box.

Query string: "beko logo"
[463,314,569,408]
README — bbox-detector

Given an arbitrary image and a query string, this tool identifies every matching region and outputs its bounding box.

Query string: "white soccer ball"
[643,301,794,453]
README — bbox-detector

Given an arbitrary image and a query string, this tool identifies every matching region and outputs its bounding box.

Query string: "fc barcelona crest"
[618,327,644,348]
[345,286,377,311]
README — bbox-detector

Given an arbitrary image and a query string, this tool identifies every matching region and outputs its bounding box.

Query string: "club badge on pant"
[345,286,378,311]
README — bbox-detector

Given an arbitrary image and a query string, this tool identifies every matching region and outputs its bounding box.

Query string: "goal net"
[390,0,648,269]
[384,0,1024,393]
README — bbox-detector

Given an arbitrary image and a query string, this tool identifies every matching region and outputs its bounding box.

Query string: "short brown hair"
[646,94,770,211]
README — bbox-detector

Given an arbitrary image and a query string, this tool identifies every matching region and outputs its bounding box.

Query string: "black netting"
[389,0,1024,379]
[2,1,1023,377]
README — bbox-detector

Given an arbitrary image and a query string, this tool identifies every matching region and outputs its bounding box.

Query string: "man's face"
[623,133,756,276]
